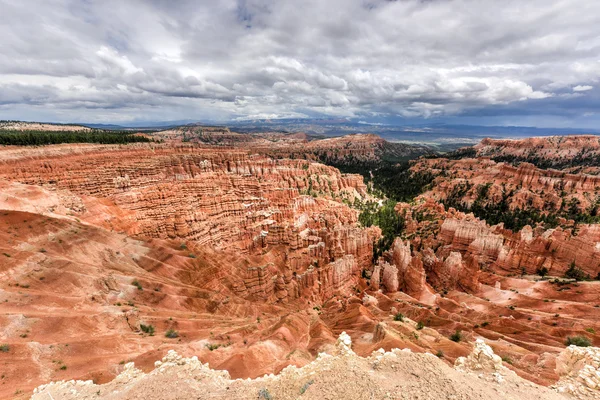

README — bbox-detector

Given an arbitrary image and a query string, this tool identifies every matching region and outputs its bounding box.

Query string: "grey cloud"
[0,0,599,124]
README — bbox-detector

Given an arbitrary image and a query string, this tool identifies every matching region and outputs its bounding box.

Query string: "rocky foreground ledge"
[32,334,599,400]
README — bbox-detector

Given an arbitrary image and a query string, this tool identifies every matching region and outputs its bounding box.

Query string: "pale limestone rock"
[455,339,504,374]
[553,345,600,398]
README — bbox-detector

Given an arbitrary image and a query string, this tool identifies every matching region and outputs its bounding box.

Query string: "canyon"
[154,125,434,166]
[0,131,599,399]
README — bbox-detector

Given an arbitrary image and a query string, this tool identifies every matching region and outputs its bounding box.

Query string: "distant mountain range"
[79,118,599,152]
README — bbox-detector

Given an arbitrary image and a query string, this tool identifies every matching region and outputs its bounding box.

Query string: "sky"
[1,0,600,128]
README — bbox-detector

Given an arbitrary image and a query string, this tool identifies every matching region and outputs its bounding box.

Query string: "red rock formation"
[413,156,600,213]
[1,135,600,398]
[475,135,600,175]
[0,145,368,254]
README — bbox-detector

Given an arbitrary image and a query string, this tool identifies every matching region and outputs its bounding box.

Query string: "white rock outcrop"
[554,345,600,398]
[454,338,508,383]
[30,335,576,400]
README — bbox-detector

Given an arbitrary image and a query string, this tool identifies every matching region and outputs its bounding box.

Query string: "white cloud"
[0,0,599,123]
[96,46,143,75]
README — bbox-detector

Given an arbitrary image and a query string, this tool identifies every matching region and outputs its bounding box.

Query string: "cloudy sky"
[1,0,600,127]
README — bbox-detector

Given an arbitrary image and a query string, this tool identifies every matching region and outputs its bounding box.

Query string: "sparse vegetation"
[501,356,513,365]
[300,379,314,395]
[165,329,179,339]
[393,313,405,322]
[565,336,591,347]
[450,330,463,342]
[436,350,444,358]
[416,321,425,330]
[491,150,600,171]
[140,324,155,336]
[564,262,587,281]
[258,388,273,400]
[131,279,143,290]
[0,344,9,353]
[441,181,600,232]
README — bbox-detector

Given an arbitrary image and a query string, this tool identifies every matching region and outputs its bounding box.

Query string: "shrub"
[565,336,591,347]
[450,330,462,342]
[165,329,179,339]
[205,343,221,351]
[258,388,272,400]
[131,279,143,291]
[416,321,425,330]
[536,267,549,277]
[300,380,314,395]
[501,356,513,365]
[565,262,587,281]
[59,365,67,370]
[585,328,595,334]
[481,321,490,327]
[436,350,444,358]
[140,324,155,336]
[393,313,404,322]
[0,344,9,353]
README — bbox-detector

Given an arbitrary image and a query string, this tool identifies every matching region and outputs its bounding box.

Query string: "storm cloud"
[1,0,599,125]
